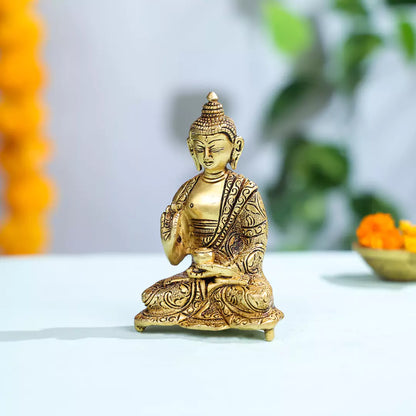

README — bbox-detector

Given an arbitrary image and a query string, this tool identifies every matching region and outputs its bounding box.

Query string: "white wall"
[36,0,416,253]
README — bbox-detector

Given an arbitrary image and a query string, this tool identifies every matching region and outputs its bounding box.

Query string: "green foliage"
[339,33,383,91]
[263,1,313,56]
[289,142,349,190]
[334,0,367,15]
[267,138,348,235]
[343,34,382,68]
[386,0,416,5]
[296,192,327,229]
[269,189,327,233]
[398,19,416,60]
[264,78,332,136]
[266,80,311,126]
[262,2,405,250]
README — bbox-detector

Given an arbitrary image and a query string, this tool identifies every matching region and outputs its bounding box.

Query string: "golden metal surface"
[135,92,284,341]
[353,242,416,281]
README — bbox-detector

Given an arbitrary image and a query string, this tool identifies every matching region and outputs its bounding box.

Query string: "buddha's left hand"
[187,264,237,278]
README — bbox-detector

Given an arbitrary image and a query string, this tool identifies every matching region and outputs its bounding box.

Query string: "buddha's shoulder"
[228,171,259,192]
[172,174,201,202]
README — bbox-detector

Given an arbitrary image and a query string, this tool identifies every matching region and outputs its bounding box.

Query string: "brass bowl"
[352,242,416,281]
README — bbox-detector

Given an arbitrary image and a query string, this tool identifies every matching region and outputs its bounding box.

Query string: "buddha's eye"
[211,148,224,153]
[195,147,204,153]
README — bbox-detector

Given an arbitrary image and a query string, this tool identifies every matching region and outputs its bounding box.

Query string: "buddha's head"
[187,92,244,172]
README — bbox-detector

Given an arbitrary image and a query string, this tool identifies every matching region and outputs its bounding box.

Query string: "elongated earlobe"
[230,136,244,170]
[187,137,202,171]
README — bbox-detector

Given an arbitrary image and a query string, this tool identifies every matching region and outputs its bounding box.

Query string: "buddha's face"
[190,133,233,172]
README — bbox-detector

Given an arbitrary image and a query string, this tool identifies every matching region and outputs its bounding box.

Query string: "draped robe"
[135,171,284,331]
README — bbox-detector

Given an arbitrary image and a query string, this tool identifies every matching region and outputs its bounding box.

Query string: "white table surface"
[1,252,416,416]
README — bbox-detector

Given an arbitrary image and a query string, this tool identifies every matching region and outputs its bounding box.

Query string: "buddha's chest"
[185,179,225,220]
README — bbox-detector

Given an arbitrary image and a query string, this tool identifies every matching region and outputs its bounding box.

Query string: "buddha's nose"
[204,148,212,159]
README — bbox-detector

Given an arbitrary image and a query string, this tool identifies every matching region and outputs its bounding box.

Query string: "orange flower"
[399,220,416,237]
[404,236,416,254]
[4,173,55,213]
[0,0,33,16]
[0,10,42,49]
[0,96,46,136]
[0,136,51,176]
[0,0,53,255]
[0,50,44,93]
[399,220,416,253]
[356,213,404,250]
[0,214,49,255]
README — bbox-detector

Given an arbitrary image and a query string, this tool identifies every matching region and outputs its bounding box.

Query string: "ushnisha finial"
[207,91,219,102]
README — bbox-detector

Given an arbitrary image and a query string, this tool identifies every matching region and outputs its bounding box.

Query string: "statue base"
[134,318,278,342]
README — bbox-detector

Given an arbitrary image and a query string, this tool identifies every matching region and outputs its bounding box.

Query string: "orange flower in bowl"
[399,220,416,237]
[354,214,416,281]
[400,220,416,253]
[356,213,403,250]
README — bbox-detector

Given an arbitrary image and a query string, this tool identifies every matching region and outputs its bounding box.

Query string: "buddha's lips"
[204,161,214,167]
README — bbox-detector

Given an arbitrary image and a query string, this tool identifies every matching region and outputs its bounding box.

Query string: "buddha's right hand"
[160,204,182,241]
[161,204,188,265]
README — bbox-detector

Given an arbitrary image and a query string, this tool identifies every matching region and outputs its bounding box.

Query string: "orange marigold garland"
[0,0,54,254]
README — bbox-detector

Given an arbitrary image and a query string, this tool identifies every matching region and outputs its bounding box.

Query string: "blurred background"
[0,0,415,254]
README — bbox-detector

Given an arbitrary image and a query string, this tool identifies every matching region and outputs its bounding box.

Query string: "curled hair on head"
[188,91,237,143]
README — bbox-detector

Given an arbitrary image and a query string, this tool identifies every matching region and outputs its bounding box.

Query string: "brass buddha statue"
[135,91,284,341]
